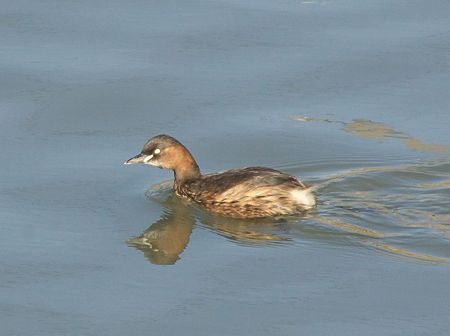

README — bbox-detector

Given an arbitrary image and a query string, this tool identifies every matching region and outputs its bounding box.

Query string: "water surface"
[1,0,450,335]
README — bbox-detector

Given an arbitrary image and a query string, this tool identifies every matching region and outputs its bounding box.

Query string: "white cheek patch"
[143,154,154,164]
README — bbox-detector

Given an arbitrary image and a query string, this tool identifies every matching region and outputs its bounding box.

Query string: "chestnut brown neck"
[165,145,201,184]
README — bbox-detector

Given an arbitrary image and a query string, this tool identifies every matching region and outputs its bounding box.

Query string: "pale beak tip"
[124,153,145,165]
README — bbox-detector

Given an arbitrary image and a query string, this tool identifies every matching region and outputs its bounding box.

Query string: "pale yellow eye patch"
[144,154,153,163]
[154,148,161,154]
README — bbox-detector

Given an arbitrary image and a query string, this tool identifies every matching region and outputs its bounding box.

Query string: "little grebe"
[125,135,316,218]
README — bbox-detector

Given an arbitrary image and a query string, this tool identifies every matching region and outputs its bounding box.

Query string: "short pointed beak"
[124,153,145,165]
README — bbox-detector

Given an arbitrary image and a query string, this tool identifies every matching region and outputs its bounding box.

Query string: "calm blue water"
[1,1,450,335]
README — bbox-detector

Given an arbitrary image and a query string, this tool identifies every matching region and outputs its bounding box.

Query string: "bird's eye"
[154,148,161,154]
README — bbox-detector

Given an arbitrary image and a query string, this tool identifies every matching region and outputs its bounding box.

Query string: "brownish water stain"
[345,119,450,153]
[292,116,450,154]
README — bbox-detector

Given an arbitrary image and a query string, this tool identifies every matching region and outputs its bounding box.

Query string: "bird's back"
[177,167,315,218]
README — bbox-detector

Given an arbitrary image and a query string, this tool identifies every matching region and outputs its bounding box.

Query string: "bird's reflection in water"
[198,212,293,247]
[127,190,295,265]
[127,194,194,265]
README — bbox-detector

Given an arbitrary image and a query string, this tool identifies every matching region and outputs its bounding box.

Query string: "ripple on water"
[311,159,450,262]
